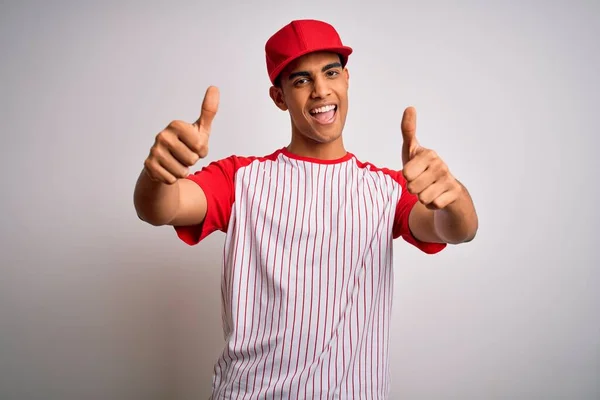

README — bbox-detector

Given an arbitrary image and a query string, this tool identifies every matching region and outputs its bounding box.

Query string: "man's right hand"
[143,86,220,184]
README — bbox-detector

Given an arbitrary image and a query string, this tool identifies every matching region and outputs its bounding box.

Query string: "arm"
[134,86,219,227]
[408,180,478,244]
[134,168,207,226]
[400,106,478,246]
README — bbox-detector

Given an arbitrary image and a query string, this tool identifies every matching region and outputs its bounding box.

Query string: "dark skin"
[269,52,350,160]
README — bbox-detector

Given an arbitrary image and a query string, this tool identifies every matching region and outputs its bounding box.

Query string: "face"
[269,51,350,145]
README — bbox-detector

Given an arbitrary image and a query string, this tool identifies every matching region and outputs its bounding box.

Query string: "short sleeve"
[174,156,240,245]
[392,171,447,255]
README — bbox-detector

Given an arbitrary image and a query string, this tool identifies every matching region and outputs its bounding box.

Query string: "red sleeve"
[174,155,245,245]
[392,170,447,255]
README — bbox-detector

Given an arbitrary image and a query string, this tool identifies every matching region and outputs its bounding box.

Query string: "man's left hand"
[401,106,463,211]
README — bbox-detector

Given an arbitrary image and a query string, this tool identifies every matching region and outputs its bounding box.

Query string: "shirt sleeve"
[392,170,447,255]
[174,155,239,246]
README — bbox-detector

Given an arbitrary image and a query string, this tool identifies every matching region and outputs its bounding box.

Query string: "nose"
[311,75,332,99]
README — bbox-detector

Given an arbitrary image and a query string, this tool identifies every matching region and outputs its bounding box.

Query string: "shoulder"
[351,154,407,188]
[194,148,285,175]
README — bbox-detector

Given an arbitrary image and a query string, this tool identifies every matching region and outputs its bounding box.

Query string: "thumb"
[193,86,220,133]
[401,106,421,165]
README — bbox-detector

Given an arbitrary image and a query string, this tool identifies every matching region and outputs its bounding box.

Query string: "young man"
[134,19,478,399]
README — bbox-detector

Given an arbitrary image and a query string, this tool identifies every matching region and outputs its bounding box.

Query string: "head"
[269,51,349,145]
[264,20,353,148]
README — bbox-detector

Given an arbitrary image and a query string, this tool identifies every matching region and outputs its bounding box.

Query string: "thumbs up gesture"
[401,107,462,210]
[143,86,220,184]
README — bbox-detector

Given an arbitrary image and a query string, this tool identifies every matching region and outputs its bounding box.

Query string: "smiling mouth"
[309,105,337,125]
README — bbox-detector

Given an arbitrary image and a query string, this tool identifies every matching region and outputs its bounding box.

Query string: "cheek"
[287,101,307,122]
[289,107,305,123]
[284,91,309,116]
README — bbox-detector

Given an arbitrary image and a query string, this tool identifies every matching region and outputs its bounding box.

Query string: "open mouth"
[309,104,337,125]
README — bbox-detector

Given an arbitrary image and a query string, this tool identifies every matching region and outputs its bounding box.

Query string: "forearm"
[134,169,181,226]
[434,182,478,244]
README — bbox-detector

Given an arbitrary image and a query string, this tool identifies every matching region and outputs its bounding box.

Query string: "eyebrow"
[288,62,343,81]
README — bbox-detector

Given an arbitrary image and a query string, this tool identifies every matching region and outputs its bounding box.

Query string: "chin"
[303,129,342,144]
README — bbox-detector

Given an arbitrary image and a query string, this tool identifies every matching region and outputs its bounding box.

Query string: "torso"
[211,149,403,399]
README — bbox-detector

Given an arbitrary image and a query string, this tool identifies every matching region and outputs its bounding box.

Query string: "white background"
[1,1,598,399]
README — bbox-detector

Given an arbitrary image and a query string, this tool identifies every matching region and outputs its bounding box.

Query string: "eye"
[294,78,310,86]
[326,70,340,77]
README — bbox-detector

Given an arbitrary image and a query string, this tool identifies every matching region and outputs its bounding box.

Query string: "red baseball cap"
[265,19,353,85]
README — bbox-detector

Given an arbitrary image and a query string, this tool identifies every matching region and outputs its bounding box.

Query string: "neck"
[287,133,347,161]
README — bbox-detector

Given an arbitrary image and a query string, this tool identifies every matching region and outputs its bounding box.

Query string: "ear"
[269,86,288,111]
[344,67,350,87]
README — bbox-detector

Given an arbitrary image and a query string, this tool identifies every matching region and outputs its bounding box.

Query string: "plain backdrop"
[1,1,599,399]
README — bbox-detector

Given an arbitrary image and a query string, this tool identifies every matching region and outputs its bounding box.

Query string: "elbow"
[136,211,164,227]
[435,215,478,245]
[462,227,478,243]
[134,197,170,227]
[443,230,477,245]
[465,213,479,242]
[135,206,171,227]
[458,219,478,244]
[456,217,478,244]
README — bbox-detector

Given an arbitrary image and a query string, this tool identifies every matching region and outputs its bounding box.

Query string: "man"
[134,19,478,399]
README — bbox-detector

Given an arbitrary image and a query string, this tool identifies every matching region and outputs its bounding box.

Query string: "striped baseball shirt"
[175,147,446,399]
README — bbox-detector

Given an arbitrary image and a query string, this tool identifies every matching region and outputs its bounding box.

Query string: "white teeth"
[311,105,336,114]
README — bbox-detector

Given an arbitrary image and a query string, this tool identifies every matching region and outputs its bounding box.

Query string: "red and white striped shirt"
[175,147,445,399]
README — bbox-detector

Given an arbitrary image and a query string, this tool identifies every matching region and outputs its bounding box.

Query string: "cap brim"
[269,46,353,85]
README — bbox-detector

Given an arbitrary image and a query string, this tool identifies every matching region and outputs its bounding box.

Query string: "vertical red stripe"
[238,160,275,399]
[342,162,356,398]
[320,163,338,395]
[212,165,251,394]
[292,162,318,398]
[271,158,301,398]
[362,173,379,398]
[311,163,326,398]
[281,160,310,396]
[227,162,265,399]
[215,164,251,390]
[217,162,261,398]
[354,170,364,399]
[331,163,342,391]
[308,163,326,399]
[251,160,286,398]
[373,173,391,398]
[258,158,292,398]
[326,160,349,397]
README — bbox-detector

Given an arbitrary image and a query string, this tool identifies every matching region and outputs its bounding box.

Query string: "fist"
[401,106,462,210]
[144,86,220,184]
